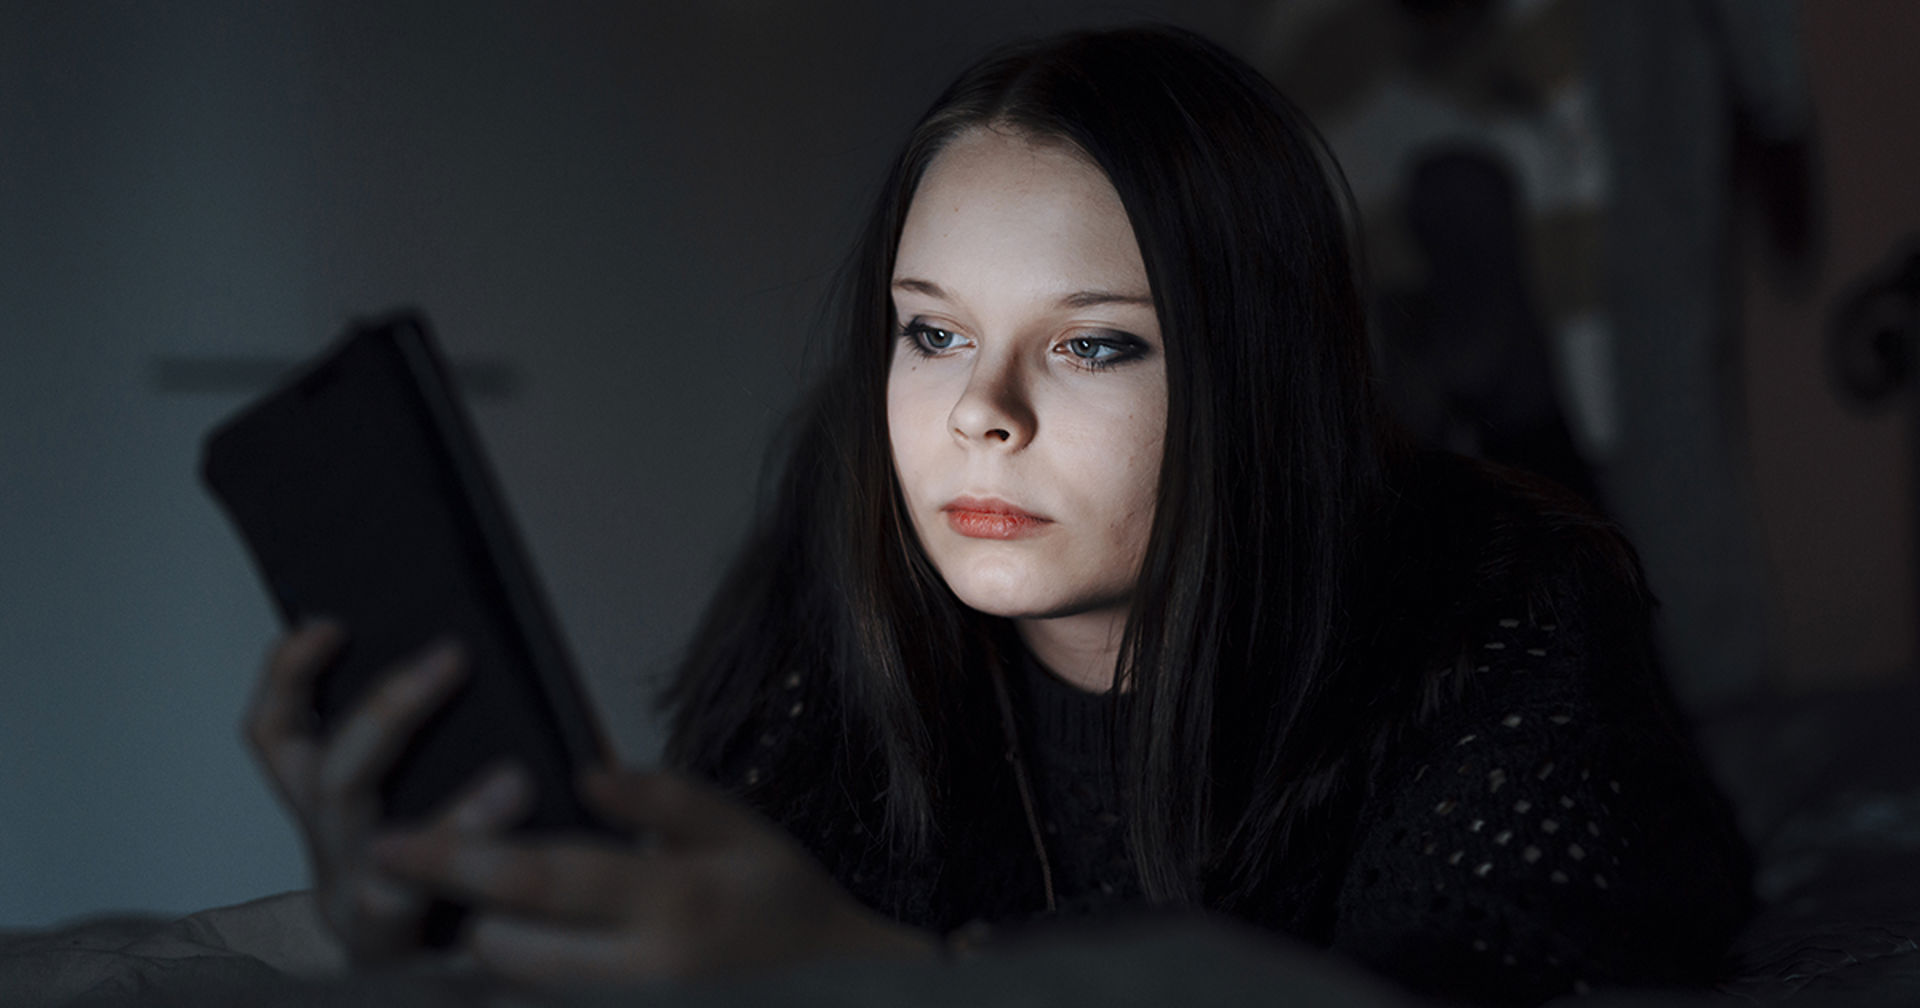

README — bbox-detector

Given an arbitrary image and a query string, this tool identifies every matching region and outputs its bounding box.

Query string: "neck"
[1014,605,1127,693]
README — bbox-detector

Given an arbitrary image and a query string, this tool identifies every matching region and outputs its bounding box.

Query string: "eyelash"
[896,319,1147,371]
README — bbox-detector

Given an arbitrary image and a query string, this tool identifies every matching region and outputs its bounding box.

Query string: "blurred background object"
[2,0,1914,931]
[1252,0,1918,712]
[1251,0,1808,708]
[1827,237,1920,667]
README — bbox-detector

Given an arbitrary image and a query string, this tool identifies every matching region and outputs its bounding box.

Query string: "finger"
[434,762,534,834]
[314,641,466,810]
[244,622,346,803]
[245,620,344,756]
[332,872,428,945]
[467,914,691,984]
[581,771,765,850]
[372,832,679,925]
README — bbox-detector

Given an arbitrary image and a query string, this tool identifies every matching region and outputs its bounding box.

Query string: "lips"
[942,495,1051,540]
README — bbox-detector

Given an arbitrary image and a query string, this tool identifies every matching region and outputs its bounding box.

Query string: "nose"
[948,351,1035,449]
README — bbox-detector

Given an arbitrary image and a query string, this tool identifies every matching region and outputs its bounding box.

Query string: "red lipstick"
[942,496,1050,540]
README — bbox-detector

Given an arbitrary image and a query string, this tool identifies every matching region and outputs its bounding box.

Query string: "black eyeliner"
[1068,330,1150,370]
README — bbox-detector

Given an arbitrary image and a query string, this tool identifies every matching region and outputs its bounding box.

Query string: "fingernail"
[390,646,463,707]
[413,640,465,680]
[477,763,529,813]
[298,618,345,642]
[369,833,411,864]
[578,769,622,802]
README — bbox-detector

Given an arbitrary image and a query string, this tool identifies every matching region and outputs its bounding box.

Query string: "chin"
[939,563,1122,621]
[940,560,1058,619]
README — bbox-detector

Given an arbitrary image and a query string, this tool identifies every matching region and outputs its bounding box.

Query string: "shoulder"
[1380,449,1649,621]
[1328,453,1751,1001]
[1359,451,1657,720]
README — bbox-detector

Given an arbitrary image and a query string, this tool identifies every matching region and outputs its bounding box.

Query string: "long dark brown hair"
[665,24,1407,914]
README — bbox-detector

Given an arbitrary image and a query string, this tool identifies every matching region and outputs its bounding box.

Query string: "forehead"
[893,128,1146,295]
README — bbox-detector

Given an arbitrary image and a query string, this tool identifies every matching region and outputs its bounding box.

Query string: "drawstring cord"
[987,660,1058,913]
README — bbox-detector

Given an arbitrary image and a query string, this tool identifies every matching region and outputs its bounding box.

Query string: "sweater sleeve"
[1327,571,1751,1005]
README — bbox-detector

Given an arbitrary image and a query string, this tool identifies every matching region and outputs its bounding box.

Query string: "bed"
[8,680,1918,1007]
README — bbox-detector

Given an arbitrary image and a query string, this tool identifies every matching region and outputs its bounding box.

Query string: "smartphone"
[202,309,616,837]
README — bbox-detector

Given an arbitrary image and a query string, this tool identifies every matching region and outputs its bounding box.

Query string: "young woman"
[248,24,1751,1005]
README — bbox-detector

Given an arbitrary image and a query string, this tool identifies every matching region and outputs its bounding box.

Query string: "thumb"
[580,770,762,850]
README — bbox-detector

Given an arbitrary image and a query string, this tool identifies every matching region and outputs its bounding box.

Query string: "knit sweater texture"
[681,454,1752,1006]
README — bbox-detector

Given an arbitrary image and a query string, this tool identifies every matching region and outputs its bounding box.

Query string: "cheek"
[1047,410,1163,554]
[1113,445,1162,539]
[1106,411,1166,547]
[885,369,939,499]
[1075,398,1164,499]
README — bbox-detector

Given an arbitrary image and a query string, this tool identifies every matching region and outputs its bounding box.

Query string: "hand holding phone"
[244,623,532,960]
[205,310,617,953]
[210,311,931,979]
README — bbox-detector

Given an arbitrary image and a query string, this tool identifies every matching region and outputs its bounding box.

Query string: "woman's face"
[887,128,1166,624]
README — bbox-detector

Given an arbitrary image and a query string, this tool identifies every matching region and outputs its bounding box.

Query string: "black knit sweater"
[680,455,1752,1006]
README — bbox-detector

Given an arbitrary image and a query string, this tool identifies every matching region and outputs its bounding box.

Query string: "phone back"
[201,311,609,833]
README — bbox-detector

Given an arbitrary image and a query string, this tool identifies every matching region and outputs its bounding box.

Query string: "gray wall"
[0,1,1244,926]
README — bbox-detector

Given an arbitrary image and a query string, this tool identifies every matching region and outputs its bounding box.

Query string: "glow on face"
[887,128,1166,624]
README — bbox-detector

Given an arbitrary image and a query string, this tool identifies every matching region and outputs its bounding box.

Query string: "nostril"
[987,428,1011,442]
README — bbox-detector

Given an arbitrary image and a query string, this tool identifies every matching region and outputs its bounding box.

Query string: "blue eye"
[1066,337,1110,359]
[1062,333,1145,369]
[900,320,965,356]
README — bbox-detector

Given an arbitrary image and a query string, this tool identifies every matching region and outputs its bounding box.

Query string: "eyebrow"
[892,277,1152,309]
